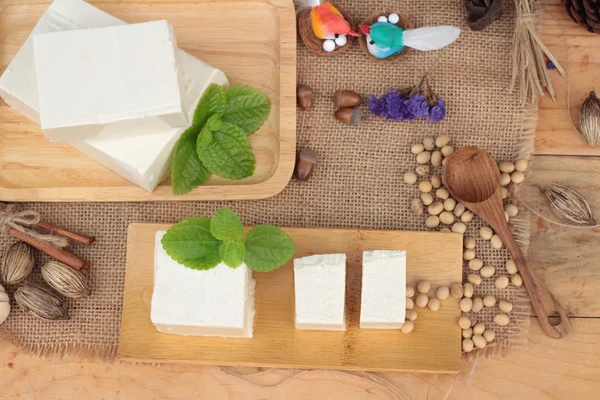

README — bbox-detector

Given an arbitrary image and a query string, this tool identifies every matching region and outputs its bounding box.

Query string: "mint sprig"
[162,207,295,272]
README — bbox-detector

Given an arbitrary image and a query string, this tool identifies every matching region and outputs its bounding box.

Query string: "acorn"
[297,84,314,110]
[335,107,363,125]
[294,149,318,181]
[333,90,362,108]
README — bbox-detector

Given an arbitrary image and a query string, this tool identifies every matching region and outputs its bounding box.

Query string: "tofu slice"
[33,20,187,142]
[360,250,406,329]
[151,231,256,337]
[294,254,347,331]
[0,0,228,192]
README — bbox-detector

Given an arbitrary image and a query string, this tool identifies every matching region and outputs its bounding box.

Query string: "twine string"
[0,204,69,248]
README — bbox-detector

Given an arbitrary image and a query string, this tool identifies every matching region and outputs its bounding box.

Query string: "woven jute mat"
[0,0,535,361]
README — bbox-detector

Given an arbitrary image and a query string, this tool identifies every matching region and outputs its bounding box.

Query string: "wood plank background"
[2,0,600,398]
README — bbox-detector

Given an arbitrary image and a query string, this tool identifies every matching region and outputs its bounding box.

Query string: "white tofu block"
[360,250,406,329]
[0,0,228,191]
[294,254,347,331]
[151,231,256,337]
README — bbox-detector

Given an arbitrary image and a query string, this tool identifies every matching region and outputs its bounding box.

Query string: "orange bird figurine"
[310,1,359,39]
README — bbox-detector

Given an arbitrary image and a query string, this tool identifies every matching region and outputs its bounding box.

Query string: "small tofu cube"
[294,254,346,331]
[151,232,256,337]
[33,20,187,142]
[360,250,406,329]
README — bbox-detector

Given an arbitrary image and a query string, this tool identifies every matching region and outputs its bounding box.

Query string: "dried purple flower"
[405,93,430,118]
[428,98,447,123]
[546,60,556,70]
[368,95,384,117]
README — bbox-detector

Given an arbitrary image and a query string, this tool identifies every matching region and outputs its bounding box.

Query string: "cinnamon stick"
[8,227,89,271]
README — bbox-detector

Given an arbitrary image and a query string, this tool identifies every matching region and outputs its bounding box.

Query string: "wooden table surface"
[2,1,600,399]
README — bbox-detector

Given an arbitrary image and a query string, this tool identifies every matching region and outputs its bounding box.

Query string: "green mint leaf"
[244,225,296,272]
[219,241,246,268]
[210,207,244,241]
[171,125,211,195]
[197,114,223,148]
[197,122,255,180]
[193,83,227,127]
[161,218,221,270]
[223,85,271,135]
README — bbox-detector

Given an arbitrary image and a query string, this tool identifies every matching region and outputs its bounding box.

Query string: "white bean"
[416,151,432,164]
[406,297,414,310]
[498,161,515,173]
[495,276,509,289]
[501,186,509,199]
[472,334,487,349]
[515,159,529,172]
[506,259,518,274]
[463,328,473,339]
[439,211,455,225]
[505,203,519,217]
[490,234,504,249]
[471,297,484,312]
[512,273,523,287]
[450,282,464,298]
[458,316,471,329]
[425,216,440,228]
[483,295,496,307]
[480,227,493,240]
[460,211,474,223]
[499,300,513,313]
[467,274,482,285]
[460,297,473,312]
[463,249,476,261]
[480,265,495,278]
[417,280,431,294]
[483,329,496,342]
[473,322,485,335]
[406,309,418,321]
[419,180,433,193]
[431,175,442,188]
[464,237,476,249]
[511,171,525,184]
[411,143,425,154]
[454,203,466,217]
[401,320,414,334]
[435,135,450,148]
[468,258,483,271]
[423,137,435,151]
[431,151,443,167]
[404,172,418,184]
[500,173,511,186]
[428,202,444,216]
[428,297,441,311]
[441,145,454,157]
[420,193,434,206]
[415,293,429,308]
[462,338,474,352]
[463,283,474,298]
[444,198,457,211]
[436,188,450,200]
[416,165,430,176]
[436,286,450,300]
[452,222,467,234]
[406,286,415,298]
[494,313,510,326]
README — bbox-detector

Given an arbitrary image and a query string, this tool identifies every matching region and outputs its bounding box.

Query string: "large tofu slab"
[33,20,187,142]
[151,231,256,337]
[0,0,228,191]
[293,254,347,331]
[360,250,406,329]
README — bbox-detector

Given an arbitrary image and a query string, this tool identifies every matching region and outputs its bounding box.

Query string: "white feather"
[402,26,461,51]
[293,0,322,10]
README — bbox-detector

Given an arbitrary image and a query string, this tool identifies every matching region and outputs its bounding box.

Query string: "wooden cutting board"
[119,224,463,373]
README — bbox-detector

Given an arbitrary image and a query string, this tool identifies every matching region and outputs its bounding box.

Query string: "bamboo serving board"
[119,224,463,373]
[0,0,296,201]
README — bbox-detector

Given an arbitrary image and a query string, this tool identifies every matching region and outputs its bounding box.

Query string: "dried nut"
[505,204,519,217]
[417,280,431,294]
[452,222,467,234]
[472,334,486,349]
[506,259,518,274]
[498,161,515,173]
[460,211,474,223]
[464,237,476,249]
[439,211,455,225]
[431,175,442,188]
[333,90,362,108]
[411,143,425,154]
[511,171,525,184]
[463,249,476,261]
[420,193,434,206]
[501,187,509,199]
[435,135,451,148]
[494,313,510,326]
[483,329,496,342]
[411,198,424,216]
[401,320,415,334]
[415,293,429,308]
[515,159,529,172]
[335,107,363,125]
[422,137,435,151]
[463,327,473,339]
[483,295,496,307]
[499,301,513,313]
[406,297,414,310]
[468,258,484,271]
[41,261,90,299]
[458,316,472,329]
[436,188,450,200]
[462,338,474,352]
[440,228,451,233]
[295,149,318,181]
[480,227,493,240]
[467,274,482,285]
[406,309,418,321]
[296,84,314,110]
[463,283,474,298]
[416,151,432,164]
[441,145,454,157]
[480,265,495,278]
[404,172,418,184]
[425,216,440,228]
[490,234,504,249]
[428,202,444,216]
[14,282,69,320]
[450,282,464,298]
[436,286,450,300]
[428,297,441,311]
[431,151,443,167]
[460,297,473,312]
[2,242,35,285]
[416,165,431,176]
[495,276,509,289]
[406,286,415,298]
[419,180,433,193]
[444,198,457,211]
[473,322,486,335]
[512,273,523,287]
[500,173,511,186]
[471,297,484,312]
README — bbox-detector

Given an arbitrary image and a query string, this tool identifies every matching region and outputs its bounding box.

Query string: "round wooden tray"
[298,6,355,57]
[358,10,412,62]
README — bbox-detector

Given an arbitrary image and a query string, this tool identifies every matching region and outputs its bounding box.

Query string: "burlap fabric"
[0,0,535,361]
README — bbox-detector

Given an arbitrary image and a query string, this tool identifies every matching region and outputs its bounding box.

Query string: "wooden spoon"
[443,147,570,338]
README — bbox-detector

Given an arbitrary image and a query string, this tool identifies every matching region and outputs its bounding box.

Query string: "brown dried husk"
[298,6,355,56]
[14,282,69,321]
[1,242,34,285]
[358,10,412,62]
[580,90,600,147]
[545,184,596,226]
[41,261,90,299]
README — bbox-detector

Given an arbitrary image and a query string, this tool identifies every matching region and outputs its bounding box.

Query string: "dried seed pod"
[294,149,318,181]
[14,282,69,320]
[334,107,363,125]
[545,184,596,226]
[42,261,90,299]
[296,84,313,110]
[333,90,362,108]
[580,90,600,147]
[2,242,35,285]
